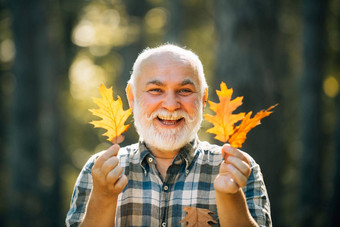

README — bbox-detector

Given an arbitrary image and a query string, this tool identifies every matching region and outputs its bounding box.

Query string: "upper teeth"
[158,116,182,121]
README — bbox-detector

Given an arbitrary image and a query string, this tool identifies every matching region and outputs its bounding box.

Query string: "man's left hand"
[214,144,251,194]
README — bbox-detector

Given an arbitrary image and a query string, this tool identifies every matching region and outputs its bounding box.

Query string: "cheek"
[138,95,162,114]
[182,97,201,114]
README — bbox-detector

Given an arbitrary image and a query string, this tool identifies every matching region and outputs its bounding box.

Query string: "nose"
[161,91,180,111]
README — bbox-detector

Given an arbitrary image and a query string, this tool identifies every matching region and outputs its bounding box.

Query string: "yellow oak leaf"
[89,83,132,144]
[179,207,217,227]
[204,82,245,143]
[204,82,277,148]
[228,104,277,148]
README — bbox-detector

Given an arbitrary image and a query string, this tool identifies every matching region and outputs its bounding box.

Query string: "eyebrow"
[180,78,195,86]
[146,79,164,86]
[146,78,196,87]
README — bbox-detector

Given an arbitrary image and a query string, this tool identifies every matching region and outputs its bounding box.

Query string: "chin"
[135,118,201,153]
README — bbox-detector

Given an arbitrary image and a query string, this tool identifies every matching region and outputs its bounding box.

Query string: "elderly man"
[66,44,272,226]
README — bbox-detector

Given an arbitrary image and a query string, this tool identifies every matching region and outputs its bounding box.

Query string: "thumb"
[110,143,120,156]
[221,144,231,162]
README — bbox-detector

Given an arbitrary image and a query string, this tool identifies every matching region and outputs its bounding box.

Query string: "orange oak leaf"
[204,82,245,143]
[228,104,277,148]
[179,207,217,227]
[204,82,277,148]
[89,83,132,144]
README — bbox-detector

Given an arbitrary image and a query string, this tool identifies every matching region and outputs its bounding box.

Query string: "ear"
[126,83,134,109]
[202,88,208,108]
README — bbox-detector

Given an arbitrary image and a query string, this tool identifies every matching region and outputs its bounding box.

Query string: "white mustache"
[145,109,195,123]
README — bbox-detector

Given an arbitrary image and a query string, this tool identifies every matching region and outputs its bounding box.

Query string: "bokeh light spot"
[72,21,95,47]
[102,9,120,28]
[145,8,167,29]
[69,56,106,100]
[0,39,15,62]
[323,76,339,98]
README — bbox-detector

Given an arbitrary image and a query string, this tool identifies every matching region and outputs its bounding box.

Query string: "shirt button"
[185,169,189,174]
[162,222,166,227]
[148,157,153,163]
[163,185,168,191]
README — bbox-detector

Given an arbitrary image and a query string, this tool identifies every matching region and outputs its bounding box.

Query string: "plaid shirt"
[66,140,272,226]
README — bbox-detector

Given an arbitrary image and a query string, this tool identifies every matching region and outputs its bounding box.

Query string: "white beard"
[133,99,202,152]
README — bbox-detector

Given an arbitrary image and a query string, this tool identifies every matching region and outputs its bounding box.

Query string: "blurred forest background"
[0,0,339,226]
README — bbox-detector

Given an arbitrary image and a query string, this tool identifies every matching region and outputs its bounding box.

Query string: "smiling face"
[127,53,207,153]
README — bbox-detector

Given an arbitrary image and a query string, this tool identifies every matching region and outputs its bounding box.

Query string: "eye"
[178,88,193,96]
[147,88,163,95]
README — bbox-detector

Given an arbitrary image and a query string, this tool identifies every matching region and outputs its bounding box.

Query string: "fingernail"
[224,146,231,154]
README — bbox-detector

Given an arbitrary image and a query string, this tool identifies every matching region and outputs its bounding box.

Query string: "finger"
[222,144,249,165]
[101,156,119,176]
[106,165,124,184]
[114,175,128,192]
[220,161,248,188]
[226,164,248,188]
[214,173,240,194]
[227,155,251,177]
[94,144,120,168]
[219,161,230,173]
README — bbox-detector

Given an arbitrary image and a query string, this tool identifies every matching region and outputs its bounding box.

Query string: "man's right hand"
[91,144,128,199]
[80,145,127,227]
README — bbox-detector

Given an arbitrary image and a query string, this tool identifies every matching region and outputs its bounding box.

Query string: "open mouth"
[156,116,184,126]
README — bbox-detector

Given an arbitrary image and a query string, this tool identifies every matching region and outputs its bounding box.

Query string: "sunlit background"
[0,0,339,226]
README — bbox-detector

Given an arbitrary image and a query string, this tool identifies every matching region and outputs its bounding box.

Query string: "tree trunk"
[7,0,64,226]
[214,0,286,225]
[166,0,181,43]
[299,0,328,226]
[330,96,340,226]
[329,1,340,225]
[0,45,5,227]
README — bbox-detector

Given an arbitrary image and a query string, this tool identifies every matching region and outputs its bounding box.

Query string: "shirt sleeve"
[65,155,96,227]
[242,156,272,227]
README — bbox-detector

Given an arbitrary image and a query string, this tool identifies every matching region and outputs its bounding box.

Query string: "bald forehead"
[139,54,198,80]
[141,50,192,66]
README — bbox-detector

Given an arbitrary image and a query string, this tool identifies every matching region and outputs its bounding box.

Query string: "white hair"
[128,44,208,96]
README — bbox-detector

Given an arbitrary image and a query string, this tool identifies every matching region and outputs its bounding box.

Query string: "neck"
[149,145,180,159]
[151,148,178,180]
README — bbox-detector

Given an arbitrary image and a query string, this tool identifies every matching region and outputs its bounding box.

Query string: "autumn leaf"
[89,83,132,144]
[228,104,277,148]
[179,207,217,227]
[204,82,245,143]
[204,82,277,148]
